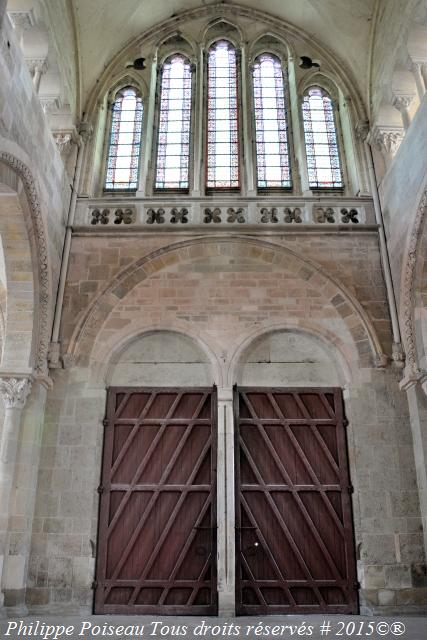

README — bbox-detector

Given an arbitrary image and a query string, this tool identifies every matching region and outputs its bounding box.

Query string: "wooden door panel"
[235,387,358,615]
[95,387,217,615]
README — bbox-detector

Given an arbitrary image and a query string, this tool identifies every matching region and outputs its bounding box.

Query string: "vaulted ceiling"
[72,0,376,106]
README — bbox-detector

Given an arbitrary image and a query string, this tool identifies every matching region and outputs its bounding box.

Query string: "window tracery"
[105,86,143,190]
[252,53,292,189]
[206,40,240,189]
[302,86,343,189]
[155,54,192,190]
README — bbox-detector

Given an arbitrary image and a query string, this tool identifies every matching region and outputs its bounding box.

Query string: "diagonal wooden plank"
[267,393,346,540]
[239,497,297,607]
[128,435,212,605]
[239,437,326,607]
[110,392,167,477]
[107,392,184,534]
[103,406,203,601]
[240,552,268,607]
[186,553,213,606]
[158,494,212,605]
[253,421,345,579]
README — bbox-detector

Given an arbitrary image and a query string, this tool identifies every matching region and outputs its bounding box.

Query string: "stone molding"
[0,377,31,409]
[0,153,51,376]
[53,133,73,156]
[25,57,48,76]
[400,188,427,391]
[7,9,35,32]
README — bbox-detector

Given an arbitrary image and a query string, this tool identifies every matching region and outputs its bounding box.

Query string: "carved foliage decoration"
[227,207,245,223]
[341,208,359,224]
[0,153,50,375]
[284,207,302,223]
[204,207,222,223]
[170,208,188,224]
[147,208,165,224]
[316,207,335,223]
[0,377,32,409]
[260,207,278,223]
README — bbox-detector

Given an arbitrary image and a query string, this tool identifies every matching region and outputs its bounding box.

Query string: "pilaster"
[0,377,32,609]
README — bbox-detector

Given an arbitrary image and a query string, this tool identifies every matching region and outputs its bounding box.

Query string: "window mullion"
[288,55,309,193]
[240,42,254,195]
[140,53,158,195]
[193,45,204,196]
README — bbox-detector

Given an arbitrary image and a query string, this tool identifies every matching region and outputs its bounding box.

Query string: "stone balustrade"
[75,196,376,230]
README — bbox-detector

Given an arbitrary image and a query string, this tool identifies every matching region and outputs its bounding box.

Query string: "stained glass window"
[105,87,143,190]
[206,40,239,189]
[302,87,343,189]
[155,54,192,190]
[253,54,291,189]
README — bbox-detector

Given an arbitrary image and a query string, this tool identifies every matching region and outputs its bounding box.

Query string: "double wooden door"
[94,387,217,615]
[235,387,358,615]
[95,385,357,615]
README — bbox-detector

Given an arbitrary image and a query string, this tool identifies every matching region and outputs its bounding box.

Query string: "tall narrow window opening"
[206,40,240,189]
[155,54,192,190]
[105,87,143,190]
[253,54,292,189]
[302,87,343,189]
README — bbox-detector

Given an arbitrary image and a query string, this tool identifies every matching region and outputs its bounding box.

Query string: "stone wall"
[24,232,427,614]
[0,12,70,292]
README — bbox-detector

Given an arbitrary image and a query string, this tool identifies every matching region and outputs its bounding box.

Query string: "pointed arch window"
[302,87,343,189]
[105,86,143,190]
[206,40,240,189]
[155,54,192,190]
[253,53,292,189]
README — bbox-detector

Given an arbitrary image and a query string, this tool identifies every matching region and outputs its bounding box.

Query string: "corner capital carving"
[0,377,32,409]
[370,126,404,158]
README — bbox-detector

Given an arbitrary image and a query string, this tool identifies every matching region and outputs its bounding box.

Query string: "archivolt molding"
[66,236,386,368]
[84,3,367,123]
[400,187,427,390]
[227,321,354,387]
[0,152,51,376]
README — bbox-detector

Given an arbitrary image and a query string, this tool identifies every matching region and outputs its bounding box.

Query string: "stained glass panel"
[105,87,143,190]
[155,54,192,189]
[206,40,240,189]
[253,54,292,189]
[302,87,343,189]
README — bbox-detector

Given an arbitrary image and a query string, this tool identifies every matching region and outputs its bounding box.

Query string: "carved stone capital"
[392,94,414,113]
[355,120,370,142]
[53,132,73,156]
[79,122,94,144]
[370,126,404,158]
[0,377,32,409]
[8,9,35,32]
[25,57,48,76]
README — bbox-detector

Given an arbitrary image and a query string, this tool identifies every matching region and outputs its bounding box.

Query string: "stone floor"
[0,615,426,640]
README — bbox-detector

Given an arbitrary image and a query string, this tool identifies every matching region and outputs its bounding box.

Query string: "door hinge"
[343,418,349,427]
[103,418,109,427]
[348,485,354,494]
[354,581,361,589]
[97,485,104,495]
[92,580,98,590]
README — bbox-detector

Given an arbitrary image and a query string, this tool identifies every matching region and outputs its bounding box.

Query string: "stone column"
[216,387,235,616]
[139,52,157,195]
[405,381,427,555]
[0,377,31,608]
[240,43,255,195]
[192,44,204,196]
[412,62,427,102]
[0,0,7,25]
[287,55,308,193]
